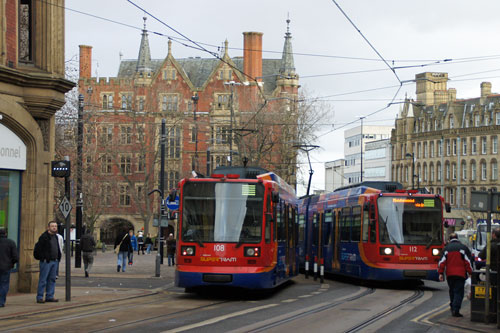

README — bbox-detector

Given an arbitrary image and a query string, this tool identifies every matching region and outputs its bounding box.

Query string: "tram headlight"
[181,246,195,256]
[244,247,260,257]
[379,247,394,255]
[432,248,441,256]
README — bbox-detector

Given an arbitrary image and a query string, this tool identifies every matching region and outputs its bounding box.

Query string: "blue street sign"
[166,196,180,210]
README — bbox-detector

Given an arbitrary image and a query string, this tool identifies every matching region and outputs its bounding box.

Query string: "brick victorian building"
[77,19,300,239]
[391,72,500,224]
[0,0,73,292]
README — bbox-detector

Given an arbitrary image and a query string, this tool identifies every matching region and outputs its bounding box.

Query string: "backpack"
[33,240,43,260]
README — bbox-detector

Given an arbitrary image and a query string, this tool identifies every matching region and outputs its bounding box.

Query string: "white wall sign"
[0,123,26,170]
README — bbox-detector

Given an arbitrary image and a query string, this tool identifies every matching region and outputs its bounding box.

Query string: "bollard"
[305,255,309,279]
[102,243,106,253]
[155,253,161,277]
[314,255,318,281]
[320,258,324,283]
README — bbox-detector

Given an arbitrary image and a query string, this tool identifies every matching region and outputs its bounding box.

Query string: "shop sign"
[0,124,26,170]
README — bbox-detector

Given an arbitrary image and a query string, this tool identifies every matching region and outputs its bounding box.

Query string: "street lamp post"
[405,152,415,189]
[293,144,320,196]
[75,94,84,268]
[358,117,365,183]
[191,93,199,171]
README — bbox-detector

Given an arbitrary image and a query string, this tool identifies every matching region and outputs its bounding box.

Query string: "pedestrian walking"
[137,232,145,255]
[438,232,473,317]
[33,221,61,303]
[0,228,18,307]
[167,233,176,266]
[80,229,96,278]
[55,232,63,279]
[478,228,500,271]
[114,227,132,273]
[128,230,137,265]
[145,234,153,254]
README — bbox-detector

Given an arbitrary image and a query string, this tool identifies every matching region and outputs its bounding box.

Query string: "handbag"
[114,234,128,254]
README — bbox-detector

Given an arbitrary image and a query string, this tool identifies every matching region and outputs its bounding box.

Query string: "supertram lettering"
[200,257,237,263]
[399,256,429,261]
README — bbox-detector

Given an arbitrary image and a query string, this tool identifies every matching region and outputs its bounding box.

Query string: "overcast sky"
[65,0,500,195]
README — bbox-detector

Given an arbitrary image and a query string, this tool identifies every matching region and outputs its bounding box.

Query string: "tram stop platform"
[0,250,176,320]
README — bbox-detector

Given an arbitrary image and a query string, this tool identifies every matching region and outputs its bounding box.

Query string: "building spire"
[279,16,296,78]
[136,16,152,73]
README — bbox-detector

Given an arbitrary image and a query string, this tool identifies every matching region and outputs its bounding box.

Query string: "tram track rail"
[2,291,231,332]
[344,289,424,333]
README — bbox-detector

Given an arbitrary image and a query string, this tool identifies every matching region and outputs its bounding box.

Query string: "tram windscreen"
[377,196,442,245]
[181,181,264,243]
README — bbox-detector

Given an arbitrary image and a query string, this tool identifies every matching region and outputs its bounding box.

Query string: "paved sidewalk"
[0,250,176,319]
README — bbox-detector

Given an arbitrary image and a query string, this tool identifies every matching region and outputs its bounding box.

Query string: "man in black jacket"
[479,228,500,272]
[35,221,61,303]
[114,227,132,272]
[0,228,18,307]
[80,229,96,278]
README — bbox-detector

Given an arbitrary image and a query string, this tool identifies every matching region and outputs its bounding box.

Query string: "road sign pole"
[64,175,71,302]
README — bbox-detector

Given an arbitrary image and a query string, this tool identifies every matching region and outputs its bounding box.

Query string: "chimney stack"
[243,32,263,81]
[481,82,492,98]
[79,45,92,79]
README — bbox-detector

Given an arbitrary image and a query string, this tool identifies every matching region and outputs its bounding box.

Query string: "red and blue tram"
[298,182,447,281]
[175,167,298,290]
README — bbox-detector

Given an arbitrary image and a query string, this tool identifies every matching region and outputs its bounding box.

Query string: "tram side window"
[323,211,333,246]
[298,214,305,242]
[362,204,369,242]
[265,195,271,243]
[288,206,294,242]
[340,207,351,241]
[278,204,286,241]
[351,206,361,242]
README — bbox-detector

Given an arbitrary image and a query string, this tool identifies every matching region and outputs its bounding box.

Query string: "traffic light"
[51,160,71,178]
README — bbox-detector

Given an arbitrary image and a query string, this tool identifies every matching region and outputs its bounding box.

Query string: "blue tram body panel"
[298,182,444,282]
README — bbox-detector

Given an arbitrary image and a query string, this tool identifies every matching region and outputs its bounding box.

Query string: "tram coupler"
[305,255,309,279]
[320,258,324,283]
[314,256,318,281]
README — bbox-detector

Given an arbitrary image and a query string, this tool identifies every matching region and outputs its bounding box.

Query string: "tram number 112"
[409,246,418,253]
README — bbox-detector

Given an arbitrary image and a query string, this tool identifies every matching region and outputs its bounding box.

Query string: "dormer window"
[449,115,454,129]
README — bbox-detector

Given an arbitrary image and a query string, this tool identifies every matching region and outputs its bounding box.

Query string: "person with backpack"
[0,228,18,307]
[34,221,61,303]
[137,232,144,255]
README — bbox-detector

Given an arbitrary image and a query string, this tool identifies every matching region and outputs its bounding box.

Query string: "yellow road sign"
[474,286,492,299]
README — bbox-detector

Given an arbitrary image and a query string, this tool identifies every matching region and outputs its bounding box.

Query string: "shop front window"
[0,170,20,248]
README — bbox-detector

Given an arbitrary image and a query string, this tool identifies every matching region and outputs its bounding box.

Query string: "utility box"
[470,270,497,322]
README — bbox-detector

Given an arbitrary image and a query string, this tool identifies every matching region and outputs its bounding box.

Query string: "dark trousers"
[138,244,144,255]
[447,275,466,313]
[0,270,10,306]
[83,251,94,273]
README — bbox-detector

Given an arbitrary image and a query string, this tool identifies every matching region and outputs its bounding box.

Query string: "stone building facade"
[76,19,300,239]
[391,72,500,222]
[0,0,73,292]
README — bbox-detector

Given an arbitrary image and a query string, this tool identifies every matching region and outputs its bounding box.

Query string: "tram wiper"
[235,239,245,248]
[195,239,204,247]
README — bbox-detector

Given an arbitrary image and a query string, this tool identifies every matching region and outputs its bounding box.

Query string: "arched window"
[430,163,434,182]
[423,163,428,181]
[462,161,467,180]
[471,160,477,181]
[491,160,498,180]
[481,161,487,180]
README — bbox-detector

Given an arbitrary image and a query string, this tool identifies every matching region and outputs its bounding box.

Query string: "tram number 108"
[214,244,225,252]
